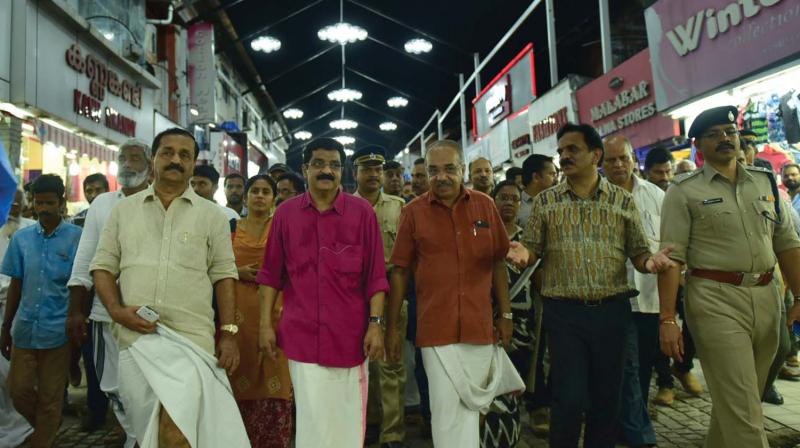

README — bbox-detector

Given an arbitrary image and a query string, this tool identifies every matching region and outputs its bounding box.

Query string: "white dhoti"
[288,359,368,448]
[117,324,249,448]
[92,321,136,448]
[422,343,525,448]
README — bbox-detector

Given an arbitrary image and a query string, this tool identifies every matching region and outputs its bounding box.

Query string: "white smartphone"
[136,305,159,323]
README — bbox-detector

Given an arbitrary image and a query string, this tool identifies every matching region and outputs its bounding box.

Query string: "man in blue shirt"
[0,174,82,447]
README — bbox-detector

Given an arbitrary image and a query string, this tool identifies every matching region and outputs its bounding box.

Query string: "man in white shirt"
[603,135,662,447]
[66,139,151,448]
[190,164,240,223]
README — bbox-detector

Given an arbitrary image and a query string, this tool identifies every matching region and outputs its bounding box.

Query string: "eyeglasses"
[427,165,460,176]
[496,194,520,203]
[307,160,342,170]
[701,128,739,140]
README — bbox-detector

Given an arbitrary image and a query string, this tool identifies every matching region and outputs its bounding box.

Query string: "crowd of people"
[1,104,800,448]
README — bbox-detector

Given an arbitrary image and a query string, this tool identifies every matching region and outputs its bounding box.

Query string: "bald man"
[602,135,661,446]
[675,159,696,175]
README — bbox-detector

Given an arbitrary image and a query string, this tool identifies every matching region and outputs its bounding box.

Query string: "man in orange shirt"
[386,139,520,448]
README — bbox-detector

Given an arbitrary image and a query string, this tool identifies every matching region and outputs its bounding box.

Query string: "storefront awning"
[34,119,116,162]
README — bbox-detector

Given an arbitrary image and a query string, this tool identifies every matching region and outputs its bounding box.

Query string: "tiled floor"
[40,363,800,447]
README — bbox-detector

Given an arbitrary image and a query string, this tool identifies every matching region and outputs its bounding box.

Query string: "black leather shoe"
[763,385,784,405]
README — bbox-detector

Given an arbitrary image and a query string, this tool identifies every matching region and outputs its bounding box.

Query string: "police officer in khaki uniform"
[352,146,408,448]
[659,106,800,448]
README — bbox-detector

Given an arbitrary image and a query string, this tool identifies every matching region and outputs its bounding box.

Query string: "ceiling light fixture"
[379,121,397,131]
[294,131,312,140]
[318,22,368,45]
[251,35,282,53]
[344,148,354,156]
[189,108,199,117]
[334,135,355,145]
[404,38,432,54]
[330,119,358,130]
[328,88,362,102]
[283,108,304,119]
[387,96,408,108]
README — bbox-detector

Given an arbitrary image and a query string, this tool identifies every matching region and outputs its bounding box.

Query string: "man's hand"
[495,318,513,348]
[506,241,530,269]
[258,326,278,365]
[659,320,684,362]
[0,325,11,360]
[646,246,677,273]
[216,333,240,375]
[237,264,259,282]
[66,310,88,348]
[363,323,384,361]
[110,306,156,334]
[385,326,402,363]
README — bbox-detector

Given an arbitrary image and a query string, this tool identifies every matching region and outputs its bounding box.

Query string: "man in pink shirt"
[256,137,389,448]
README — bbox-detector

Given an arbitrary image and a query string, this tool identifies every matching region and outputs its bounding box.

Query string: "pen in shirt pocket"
[473,219,489,236]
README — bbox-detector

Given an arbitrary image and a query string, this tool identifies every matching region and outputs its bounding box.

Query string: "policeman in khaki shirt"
[659,106,800,448]
[352,146,408,447]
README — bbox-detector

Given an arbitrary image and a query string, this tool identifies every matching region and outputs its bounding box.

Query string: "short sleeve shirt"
[390,188,510,347]
[660,164,800,271]
[1,221,82,349]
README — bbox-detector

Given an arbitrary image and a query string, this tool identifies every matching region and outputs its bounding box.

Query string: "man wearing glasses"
[659,106,800,447]
[256,137,389,448]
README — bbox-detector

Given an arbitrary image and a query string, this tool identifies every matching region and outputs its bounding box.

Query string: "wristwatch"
[368,316,384,326]
[220,324,239,335]
[501,312,513,320]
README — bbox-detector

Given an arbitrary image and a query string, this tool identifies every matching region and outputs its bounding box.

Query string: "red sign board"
[576,49,679,148]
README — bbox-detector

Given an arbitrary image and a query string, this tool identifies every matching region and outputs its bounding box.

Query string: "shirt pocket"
[696,203,733,234]
[325,244,364,290]
[50,250,73,283]
[174,232,209,272]
[751,201,776,234]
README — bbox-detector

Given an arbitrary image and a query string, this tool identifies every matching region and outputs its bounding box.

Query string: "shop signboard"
[10,4,157,144]
[188,23,217,124]
[508,108,532,166]
[526,77,583,160]
[473,43,536,138]
[576,49,679,148]
[645,0,800,111]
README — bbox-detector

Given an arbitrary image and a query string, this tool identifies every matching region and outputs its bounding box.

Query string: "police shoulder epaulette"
[673,170,702,184]
[744,165,774,176]
[385,193,406,204]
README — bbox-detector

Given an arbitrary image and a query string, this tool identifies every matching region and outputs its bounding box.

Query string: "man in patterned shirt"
[509,123,674,448]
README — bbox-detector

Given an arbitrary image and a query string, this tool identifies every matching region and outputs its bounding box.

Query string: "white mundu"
[422,343,525,448]
[117,324,249,448]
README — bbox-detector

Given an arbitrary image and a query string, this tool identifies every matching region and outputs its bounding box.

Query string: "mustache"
[435,180,454,187]
[316,173,335,181]
[163,163,184,173]
[716,143,735,151]
[560,159,574,166]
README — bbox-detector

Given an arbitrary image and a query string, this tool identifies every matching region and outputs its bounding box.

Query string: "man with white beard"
[66,139,151,448]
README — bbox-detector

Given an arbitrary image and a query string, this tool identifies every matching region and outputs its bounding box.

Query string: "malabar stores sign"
[577,49,679,148]
[66,44,140,137]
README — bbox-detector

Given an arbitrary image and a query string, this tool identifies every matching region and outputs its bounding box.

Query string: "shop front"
[522,75,586,164]
[645,0,800,169]
[2,1,159,212]
[576,49,680,163]
[467,43,536,177]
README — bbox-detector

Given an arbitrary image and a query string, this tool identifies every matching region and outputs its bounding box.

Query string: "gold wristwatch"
[220,324,239,335]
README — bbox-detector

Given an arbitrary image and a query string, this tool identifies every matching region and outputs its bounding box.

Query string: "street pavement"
[33,364,800,447]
